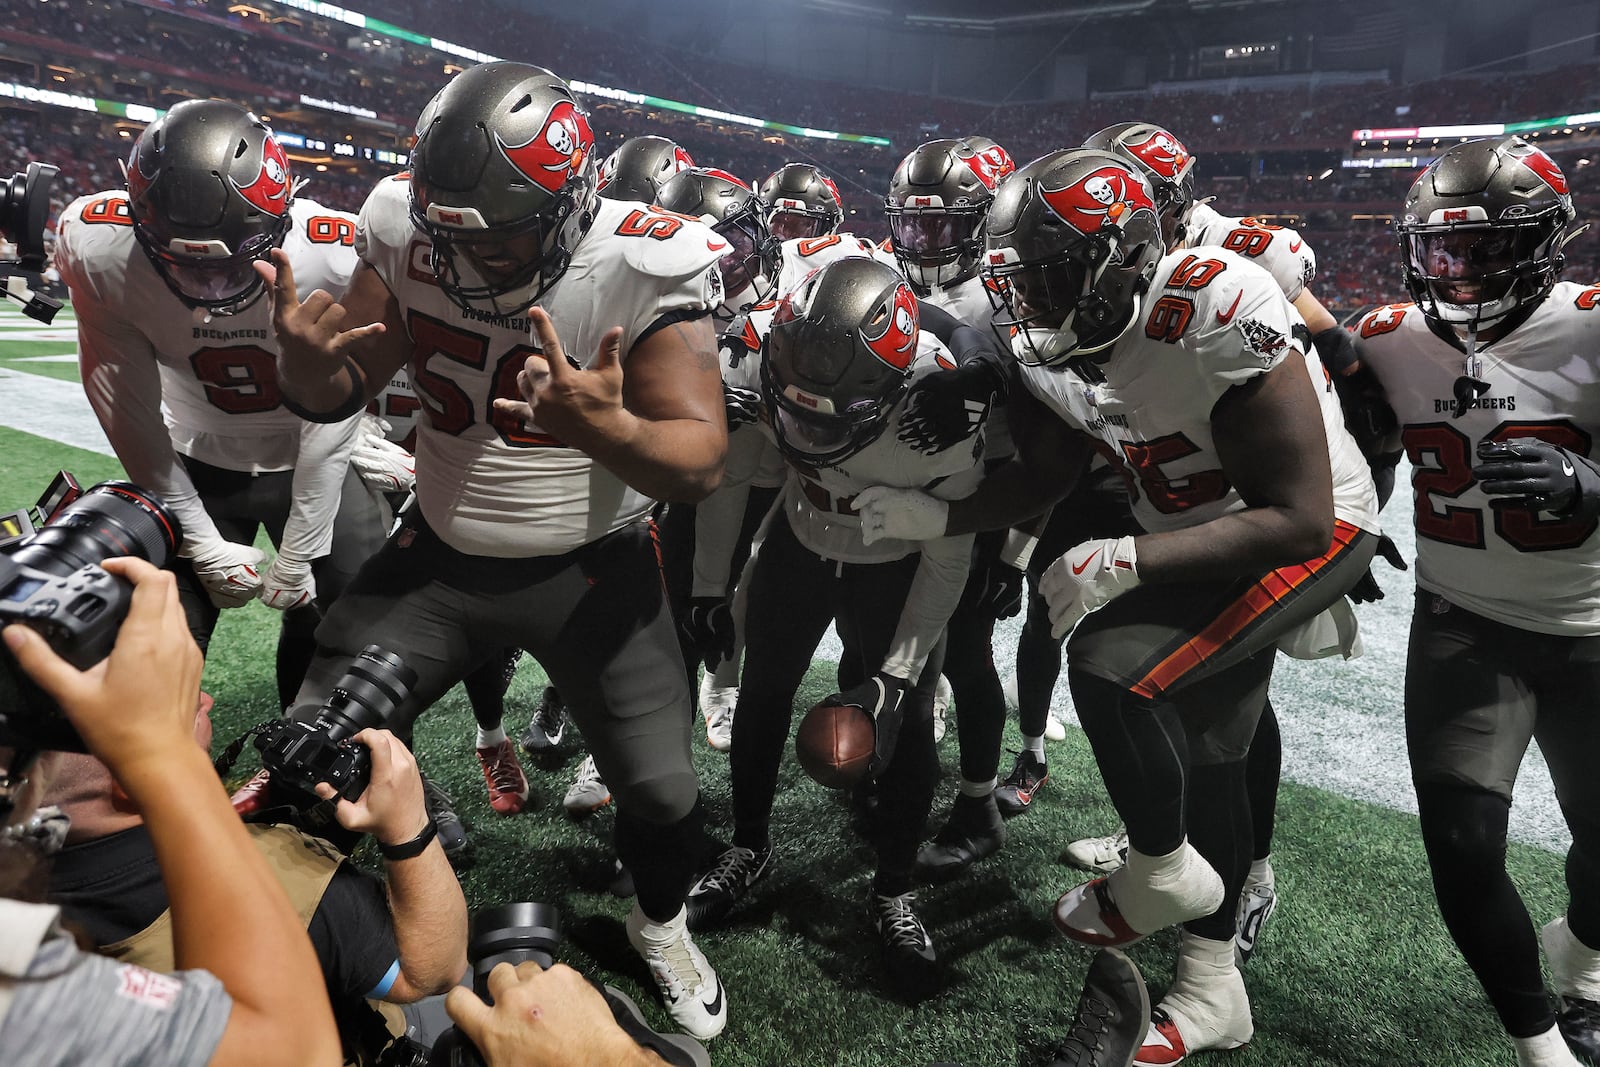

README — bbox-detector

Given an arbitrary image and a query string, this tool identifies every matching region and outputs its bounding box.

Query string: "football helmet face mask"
[885,136,1015,292]
[125,99,296,316]
[761,258,919,467]
[656,167,780,318]
[1081,121,1197,251]
[1397,135,1578,332]
[759,163,845,242]
[981,149,1164,368]
[596,135,696,202]
[409,62,598,316]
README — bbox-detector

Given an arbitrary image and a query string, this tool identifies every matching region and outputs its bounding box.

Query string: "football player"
[596,135,696,203]
[854,149,1379,1062]
[1060,121,1379,967]
[758,161,845,242]
[257,63,731,1041]
[53,99,385,710]
[683,258,986,1000]
[1356,136,1600,1067]
[882,135,1027,879]
[659,168,898,747]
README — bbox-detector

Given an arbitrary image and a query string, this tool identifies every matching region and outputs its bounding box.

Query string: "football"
[795,697,876,789]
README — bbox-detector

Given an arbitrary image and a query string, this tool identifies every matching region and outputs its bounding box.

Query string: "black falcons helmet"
[761,257,919,467]
[885,136,1015,292]
[759,162,845,242]
[656,167,780,315]
[125,99,296,315]
[409,61,598,315]
[596,135,696,202]
[982,148,1165,368]
[1397,135,1579,332]
[1082,121,1197,251]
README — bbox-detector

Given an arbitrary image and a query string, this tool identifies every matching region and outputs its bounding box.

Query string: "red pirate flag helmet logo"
[1040,166,1157,235]
[860,281,919,371]
[1506,141,1570,196]
[233,134,292,217]
[1121,129,1191,181]
[498,99,594,195]
[672,145,696,172]
[956,143,1017,191]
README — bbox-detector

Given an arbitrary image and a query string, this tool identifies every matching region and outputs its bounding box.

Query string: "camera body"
[1,161,65,323]
[249,645,417,804]
[0,479,182,752]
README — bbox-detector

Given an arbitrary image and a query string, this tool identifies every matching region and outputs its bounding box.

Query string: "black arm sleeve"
[915,298,1007,392]
[306,862,402,1001]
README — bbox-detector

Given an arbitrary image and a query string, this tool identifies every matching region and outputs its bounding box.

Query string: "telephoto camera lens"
[11,482,181,577]
[468,903,562,991]
[316,645,418,741]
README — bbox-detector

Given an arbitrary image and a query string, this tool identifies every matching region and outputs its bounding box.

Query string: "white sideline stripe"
[12,354,81,363]
[0,303,1570,854]
[0,367,114,455]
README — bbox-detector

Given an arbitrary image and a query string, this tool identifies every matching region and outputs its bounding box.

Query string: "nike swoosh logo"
[1216,291,1243,324]
[1288,239,1303,253]
[1071,548,1103,576]
[703,979,725,1017]
[708,240,727,252]
[1563,459,1576,476]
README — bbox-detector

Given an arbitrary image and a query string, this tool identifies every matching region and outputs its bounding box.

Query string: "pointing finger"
[530,308,569,376]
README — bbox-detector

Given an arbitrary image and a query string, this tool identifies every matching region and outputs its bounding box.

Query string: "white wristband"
[1000,527,1039,572]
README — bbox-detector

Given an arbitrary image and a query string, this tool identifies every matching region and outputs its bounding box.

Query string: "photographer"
[43,696,469,1062]
[0,558,341,1067]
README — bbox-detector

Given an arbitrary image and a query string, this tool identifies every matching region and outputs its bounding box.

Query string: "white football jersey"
[1357,283,1600,634]
[1019,248,1378,537]
[1187,201,1317,303]
[367,369,421,450]
[56,193,359,472]
[775,232,894,298]
[357,177,724,557]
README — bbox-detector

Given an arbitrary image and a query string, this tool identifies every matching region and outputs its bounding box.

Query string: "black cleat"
[686,843,772,930]
[995,749,1050,818]
[1046,948,1151,1067]
[520,686,568,754]
[872,889,941,1000]
[420,775,469,862]
[914,792,1007,883]
[1557,994,1600,1065]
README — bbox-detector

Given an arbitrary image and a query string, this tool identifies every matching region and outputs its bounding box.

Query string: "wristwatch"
[378,818,437,861]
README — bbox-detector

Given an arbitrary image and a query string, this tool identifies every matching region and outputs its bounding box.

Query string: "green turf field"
[0,303,1572,1066]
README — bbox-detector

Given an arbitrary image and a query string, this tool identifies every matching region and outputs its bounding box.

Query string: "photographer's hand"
[445,963,661,1067]
[317,729,469,1001]
[313,728,428,845]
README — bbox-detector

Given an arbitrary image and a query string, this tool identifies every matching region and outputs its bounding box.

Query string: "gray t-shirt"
[1,910,231,1067]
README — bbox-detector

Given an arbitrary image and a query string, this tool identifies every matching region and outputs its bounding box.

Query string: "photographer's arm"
[316,730,468,1000]
[2,560,342,1067]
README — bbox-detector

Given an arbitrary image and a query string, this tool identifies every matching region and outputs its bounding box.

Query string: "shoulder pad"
[594,199,724,281]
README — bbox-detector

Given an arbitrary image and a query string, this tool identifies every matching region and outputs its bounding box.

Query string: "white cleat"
[626,904,728,1041]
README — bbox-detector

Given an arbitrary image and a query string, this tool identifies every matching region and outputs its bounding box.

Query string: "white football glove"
[853,486,950,546]
[261,552,317,612]
[351,416,415,495]
[183,538,267,609]
[1039,535,1141,639]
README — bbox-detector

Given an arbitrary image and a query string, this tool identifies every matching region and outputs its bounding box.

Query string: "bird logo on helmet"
[860,282,919,372]
[1041,167,1157,234]
[497,100,594,195]
[231,134,292,217]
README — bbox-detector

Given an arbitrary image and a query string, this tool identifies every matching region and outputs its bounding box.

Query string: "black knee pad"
[1416,782,1511,883]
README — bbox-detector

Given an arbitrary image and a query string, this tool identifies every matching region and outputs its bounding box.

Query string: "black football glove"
[1473,437,1600,519]
[971,558,1026,620]
[1346,533,1408,605]
[897,361,999,455]
[680,596,736,670]
[722,383,762,429]
[825,672,908,780]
